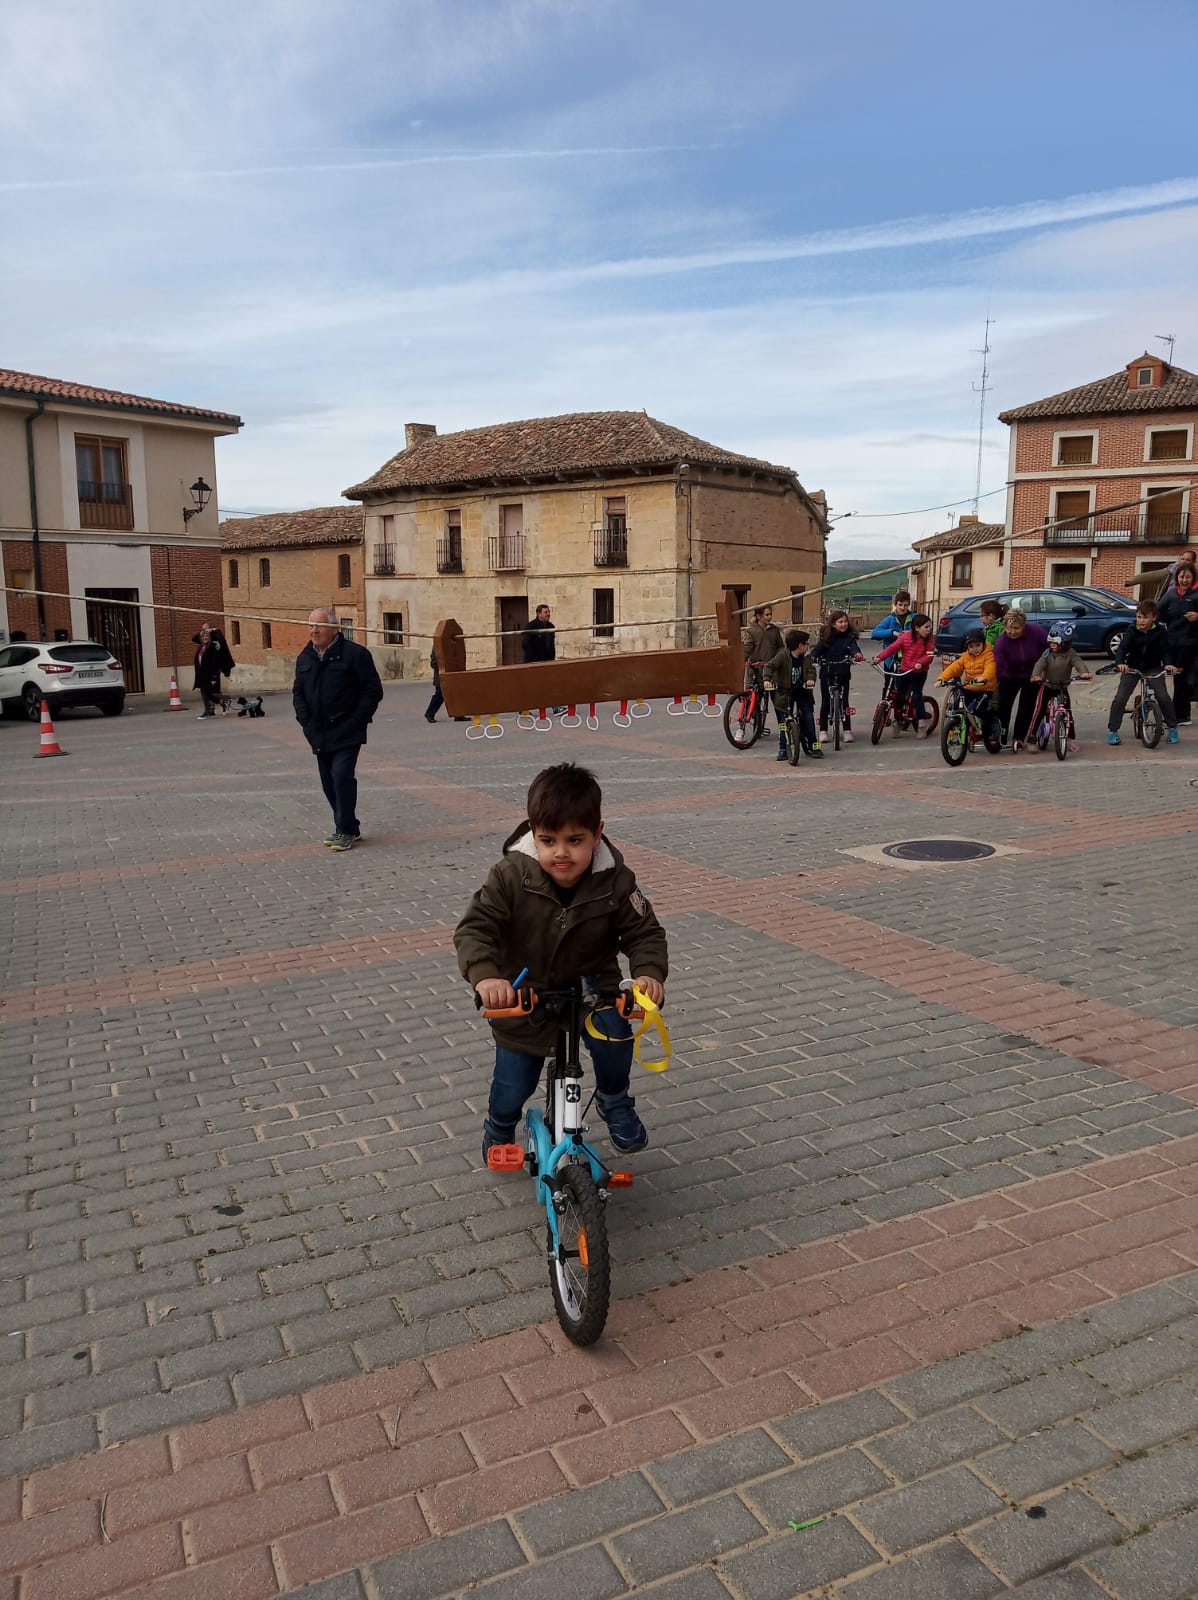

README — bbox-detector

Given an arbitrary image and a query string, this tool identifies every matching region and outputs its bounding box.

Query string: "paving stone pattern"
[2,684,1198,1597]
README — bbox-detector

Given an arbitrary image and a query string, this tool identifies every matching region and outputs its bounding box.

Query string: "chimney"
[404,423,437,449]
[958,513,979,525]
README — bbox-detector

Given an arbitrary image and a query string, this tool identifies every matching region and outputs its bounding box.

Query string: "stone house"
[219,506,365,683]
[999,353,1198,594]
[909,516,1005,616]
[344,412,828,672]
[0,368,240,692]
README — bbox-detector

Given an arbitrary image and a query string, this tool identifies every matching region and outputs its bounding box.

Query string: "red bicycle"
[868,662,939,745]
[723,665,770,750]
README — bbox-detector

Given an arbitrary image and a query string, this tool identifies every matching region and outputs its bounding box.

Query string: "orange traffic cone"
[166,674,185,711]
[33,699,68,759]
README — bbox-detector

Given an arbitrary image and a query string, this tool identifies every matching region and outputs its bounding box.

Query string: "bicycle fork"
[526,1060,629,1261]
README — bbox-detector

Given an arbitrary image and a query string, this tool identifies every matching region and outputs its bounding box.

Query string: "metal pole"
[24,402,47,641]
[167,542,179,683]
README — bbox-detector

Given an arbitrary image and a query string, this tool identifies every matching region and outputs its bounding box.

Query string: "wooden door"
[498,597,528,667]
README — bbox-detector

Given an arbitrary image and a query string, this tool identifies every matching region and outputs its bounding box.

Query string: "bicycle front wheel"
[548,1164,610,1346]
[1054,713,1069,760]
[723,692,763,750]
[921,696,940,735]
[870,701,888,746]
[941,711,969,767]
[1140,697,1163,749]
[832,692,843,751]
[785,717,801,765]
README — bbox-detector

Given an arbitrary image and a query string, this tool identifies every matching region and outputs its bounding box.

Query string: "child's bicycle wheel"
[723,691,764,750]
[918,696,940,736]
[784,716,802,765]
[869,700,889,745]
[1139,696,1163,749]
[1054,712,1069,760]
[548,1163,610,1346]
[940,709,969,767]
[1035,718,1051,752]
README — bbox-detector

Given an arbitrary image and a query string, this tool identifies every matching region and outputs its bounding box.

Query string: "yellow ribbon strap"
[584,987,671,1072]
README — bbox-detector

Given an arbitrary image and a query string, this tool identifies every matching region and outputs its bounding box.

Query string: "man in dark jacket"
[292,608,384,849]
[521,604,556,663]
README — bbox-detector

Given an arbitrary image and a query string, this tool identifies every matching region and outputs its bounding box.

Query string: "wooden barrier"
[434,599,744,719]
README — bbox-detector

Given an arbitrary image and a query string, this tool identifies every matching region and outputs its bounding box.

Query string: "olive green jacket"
[768,645,817,717]
[454,824,669,1052]
[742,618,785,664]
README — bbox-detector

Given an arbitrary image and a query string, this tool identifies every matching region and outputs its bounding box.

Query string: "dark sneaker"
[597,1093,648,1153]
[482,1121,517,1165]
[322,831,340,847]
[327,832,355,851]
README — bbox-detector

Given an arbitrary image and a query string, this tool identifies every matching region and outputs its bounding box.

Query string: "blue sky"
[3,0,1197,557]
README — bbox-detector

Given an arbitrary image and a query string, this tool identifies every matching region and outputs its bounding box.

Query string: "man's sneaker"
[322,830,340,847]
[597,1093,648,1153]
[327,832,356,851]
[843,729,854,742]
[1167,728,1180,744]
[1107,731,1121,746]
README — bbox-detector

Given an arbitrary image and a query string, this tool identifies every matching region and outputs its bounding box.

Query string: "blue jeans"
[487,1005,633,1137]
[315,744,362,836]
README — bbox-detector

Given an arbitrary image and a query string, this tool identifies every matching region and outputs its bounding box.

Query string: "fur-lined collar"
[504,822,616,875]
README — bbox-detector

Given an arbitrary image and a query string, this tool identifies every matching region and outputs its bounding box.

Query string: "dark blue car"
[935,587,1136,659]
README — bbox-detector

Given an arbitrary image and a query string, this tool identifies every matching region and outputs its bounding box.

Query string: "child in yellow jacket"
[937,629,1001,745]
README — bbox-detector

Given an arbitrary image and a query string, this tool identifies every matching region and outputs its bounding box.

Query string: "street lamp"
[182,478,212,523]
[167,478,213,693]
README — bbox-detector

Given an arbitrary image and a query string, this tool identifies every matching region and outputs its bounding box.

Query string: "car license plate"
[75,669,103,679]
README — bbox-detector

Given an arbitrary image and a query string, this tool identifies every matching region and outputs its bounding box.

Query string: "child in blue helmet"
[1030,624,1091,752]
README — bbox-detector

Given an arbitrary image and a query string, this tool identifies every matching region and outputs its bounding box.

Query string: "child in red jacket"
[874,613,936,735]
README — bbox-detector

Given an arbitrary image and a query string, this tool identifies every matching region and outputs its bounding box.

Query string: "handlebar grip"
[478,986,537,1020]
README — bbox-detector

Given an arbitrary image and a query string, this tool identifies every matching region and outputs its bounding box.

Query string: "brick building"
[345,412,828,673]
[998,353,1198,594]
[0,369,240,693]
[219,506,365,682]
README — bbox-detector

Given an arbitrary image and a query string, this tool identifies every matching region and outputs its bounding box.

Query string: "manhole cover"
[881,838,997,863]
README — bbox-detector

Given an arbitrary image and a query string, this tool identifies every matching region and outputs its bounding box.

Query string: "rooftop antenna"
[1155,333,1176,365]
[971,316,993,515]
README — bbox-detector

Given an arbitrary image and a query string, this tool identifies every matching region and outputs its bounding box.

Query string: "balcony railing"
[78,480,133,531]
[436,537,464,574]
[489,533,524,572]
[1044,509,1193,546]
[594,524,629,567]
[372,543,396,575]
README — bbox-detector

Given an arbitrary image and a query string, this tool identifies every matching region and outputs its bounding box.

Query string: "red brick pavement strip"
[8,1138,1198,1598]
[0,928,455,1022]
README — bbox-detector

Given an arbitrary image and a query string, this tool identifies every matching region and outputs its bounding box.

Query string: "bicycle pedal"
[486,1144,525,1172]
[606,1171,634,1188]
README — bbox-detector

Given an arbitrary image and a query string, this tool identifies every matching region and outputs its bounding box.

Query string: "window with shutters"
[261,621,272,648]
[382,612,404,644]
[1147,428,1190,462]
[950,552,973,588]
[338,552,352,588]
[1052,489,1092,530]
[259,558,271,588]
[228,559,239,588]
[593,587,615,638]
[230,620,241,646]
[1055,432,1096,465]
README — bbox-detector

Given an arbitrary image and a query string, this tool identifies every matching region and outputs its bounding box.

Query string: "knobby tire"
[785,717,801,765]
[870,702,888,745]
[1054,713,1069,761]
[723,691,763,750]
[548,1163,610,1346]
[941,709,969,767]
[1141,698,1163,749]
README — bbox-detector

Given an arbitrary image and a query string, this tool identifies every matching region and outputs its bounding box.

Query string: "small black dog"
[237,696,266,718]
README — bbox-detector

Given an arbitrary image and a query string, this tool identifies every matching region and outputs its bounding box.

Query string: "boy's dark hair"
[785,628,809,649]
[1138,599,1159,618]
[978,599,1005,619]
[527,763,602,832]
[892,589,911,605]
[910,612,932,630]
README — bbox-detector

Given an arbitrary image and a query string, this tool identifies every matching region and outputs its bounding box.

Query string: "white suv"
[0,640,126,720]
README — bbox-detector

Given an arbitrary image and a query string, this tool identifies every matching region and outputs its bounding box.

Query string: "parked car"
[0,640,125,720]
[935,588,1136,659]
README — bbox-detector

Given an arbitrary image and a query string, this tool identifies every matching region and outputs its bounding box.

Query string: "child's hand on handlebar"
[476,978,517,1010]
[853,653,864,662]
[632,976,665,1007]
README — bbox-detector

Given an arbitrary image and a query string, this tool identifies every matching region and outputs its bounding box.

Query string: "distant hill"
[823,556,911,604]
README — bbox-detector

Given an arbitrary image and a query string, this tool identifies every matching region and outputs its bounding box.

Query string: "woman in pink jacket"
[874,613,936,735]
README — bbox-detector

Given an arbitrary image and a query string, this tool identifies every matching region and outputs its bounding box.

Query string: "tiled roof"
[345,411,796,497]
[999,359,1198,422]
[220,506,363,551]
[912,521,1003,554]
[0,368,241,427]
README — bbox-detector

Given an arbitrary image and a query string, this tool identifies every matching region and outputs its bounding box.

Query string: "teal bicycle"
[480,983,661,1345]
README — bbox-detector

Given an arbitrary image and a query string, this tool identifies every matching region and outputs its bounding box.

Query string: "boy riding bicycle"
[455,763,668,1164]
[1107,600,1180,746]
[937,628,1001,744]
[768,628,822,760]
